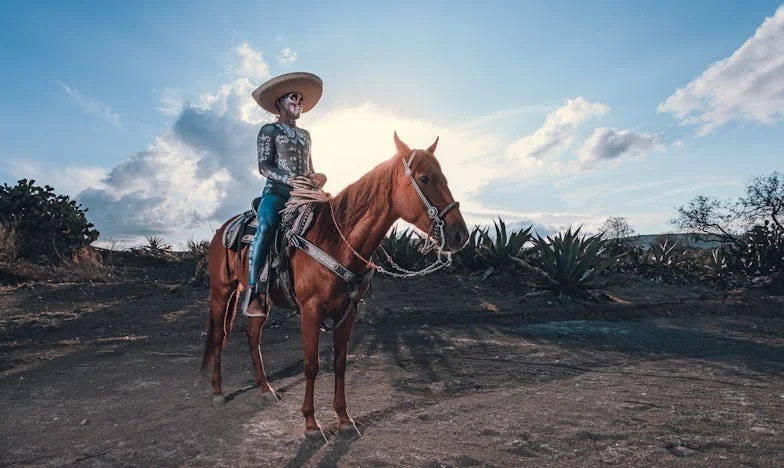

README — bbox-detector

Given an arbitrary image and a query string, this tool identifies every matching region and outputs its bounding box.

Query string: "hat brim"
[252,72,323,114]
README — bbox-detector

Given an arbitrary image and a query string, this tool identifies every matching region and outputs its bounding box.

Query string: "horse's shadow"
[223,383,257,402]
[285,429,360,467]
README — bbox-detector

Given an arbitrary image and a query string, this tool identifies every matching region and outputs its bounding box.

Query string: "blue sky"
[1,1,783,246]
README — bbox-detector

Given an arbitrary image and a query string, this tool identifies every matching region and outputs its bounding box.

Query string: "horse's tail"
[200,284,241,375]
[200,307,217,375]
[201,224,243,375]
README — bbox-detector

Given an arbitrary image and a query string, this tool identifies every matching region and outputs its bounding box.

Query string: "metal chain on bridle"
[327,149,459,278]
[284,150,459,279]
[372,150,459,277]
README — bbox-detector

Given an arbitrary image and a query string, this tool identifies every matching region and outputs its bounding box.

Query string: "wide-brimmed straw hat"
[252,72,323,114]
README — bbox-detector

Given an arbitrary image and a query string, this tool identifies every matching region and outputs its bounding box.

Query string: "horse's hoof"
[338,420,362,438]
[305,427,328,443]
[212,394,226,405]
[260,388,280,402]
[264,385,281,401]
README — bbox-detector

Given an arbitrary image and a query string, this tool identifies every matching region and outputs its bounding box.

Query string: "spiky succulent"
[477,218,533,268]
[377,226,434,270]
[510,226,613,297]
[648,236,684,266]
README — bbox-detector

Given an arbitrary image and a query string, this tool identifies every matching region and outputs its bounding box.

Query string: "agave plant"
[648,236,684,266]
[453,225,487,271]
[187,239,211,284]
[376,226,434,270]
[709,247,729,279]
[142,235,175,259]
[476,218,533,268]
[510,226,613,297]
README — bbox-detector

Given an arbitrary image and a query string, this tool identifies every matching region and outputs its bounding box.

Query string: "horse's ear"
[393,131,411,155]
[427,136,439,154]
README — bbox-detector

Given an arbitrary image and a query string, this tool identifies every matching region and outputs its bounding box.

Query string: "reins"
[328,197,381,270]
[277,149,458,332]
[284,149,458,280]
[327,150,457,278]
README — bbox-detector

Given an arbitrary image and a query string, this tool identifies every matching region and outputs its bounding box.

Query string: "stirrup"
[239,287,253,317]
[241,285,269,318]
[239,286,263,318]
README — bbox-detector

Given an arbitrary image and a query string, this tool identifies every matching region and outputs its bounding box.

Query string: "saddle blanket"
[222,196,317,285]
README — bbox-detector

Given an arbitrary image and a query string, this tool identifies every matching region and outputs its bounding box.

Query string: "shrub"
[599,217,642,271]
[0,179,99,259]
[736,221,784,276]
[59,246,114,282]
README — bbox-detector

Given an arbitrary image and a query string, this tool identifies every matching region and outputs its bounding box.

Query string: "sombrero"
[252,72,323,114]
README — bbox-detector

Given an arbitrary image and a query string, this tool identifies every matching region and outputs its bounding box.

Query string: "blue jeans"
[248,186,288,287]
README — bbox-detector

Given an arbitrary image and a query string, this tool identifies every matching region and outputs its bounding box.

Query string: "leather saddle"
[222,197,317,307]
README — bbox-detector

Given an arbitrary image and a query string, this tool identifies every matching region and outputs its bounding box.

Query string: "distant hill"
[630,233,723,250]
[467,220,725,250]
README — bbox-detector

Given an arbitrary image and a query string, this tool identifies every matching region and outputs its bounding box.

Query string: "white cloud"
[276,48,297,67]
[70,43,509,242]
[576,127,663,167]
[507,97,609,168]
[233,42,270,82]
[658,5,784,135]
[75,44,272,239]
[616,177,743,208]
[457,104,557,130]
[6,160,108,198]
[79,133,233,236]
[60,83,123,126]
[155,88,184,116]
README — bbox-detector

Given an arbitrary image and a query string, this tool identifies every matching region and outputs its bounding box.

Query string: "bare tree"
[672,195,738,243]
[672,171,784,242]
[599,216,635,241]
[738,172,784,230]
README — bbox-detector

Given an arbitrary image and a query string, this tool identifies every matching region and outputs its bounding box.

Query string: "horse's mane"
[310,154,398,250]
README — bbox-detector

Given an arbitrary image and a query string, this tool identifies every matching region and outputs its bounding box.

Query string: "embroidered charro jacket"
[257,122,313,197]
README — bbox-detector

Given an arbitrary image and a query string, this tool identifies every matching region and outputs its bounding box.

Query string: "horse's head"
[391,132,469,252]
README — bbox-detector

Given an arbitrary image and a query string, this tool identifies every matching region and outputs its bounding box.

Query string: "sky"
[1,0,783,248]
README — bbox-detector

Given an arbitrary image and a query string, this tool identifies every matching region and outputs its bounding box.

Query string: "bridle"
[402,150,460,252]
[328,150,459,277]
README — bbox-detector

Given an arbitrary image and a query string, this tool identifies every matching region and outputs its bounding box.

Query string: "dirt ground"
[1,257,783,467]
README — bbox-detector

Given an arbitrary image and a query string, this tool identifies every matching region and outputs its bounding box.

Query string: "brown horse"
[201,132,468,438]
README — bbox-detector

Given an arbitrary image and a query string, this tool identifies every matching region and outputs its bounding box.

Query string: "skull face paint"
[277,92,303,120]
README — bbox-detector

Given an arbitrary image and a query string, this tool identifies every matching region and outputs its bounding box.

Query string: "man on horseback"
[244,72,327,309]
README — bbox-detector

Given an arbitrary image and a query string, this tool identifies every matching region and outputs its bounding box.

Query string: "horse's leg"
[300,302,325,439]
[207,291,229,405]
[332,305,360,435]
[246,295,279,401]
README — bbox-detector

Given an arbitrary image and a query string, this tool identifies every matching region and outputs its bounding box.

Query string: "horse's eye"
[419,175,430,184]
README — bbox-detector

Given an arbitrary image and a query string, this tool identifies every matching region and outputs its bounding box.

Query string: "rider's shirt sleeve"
[257,124,290,184]
[306,129,314,174]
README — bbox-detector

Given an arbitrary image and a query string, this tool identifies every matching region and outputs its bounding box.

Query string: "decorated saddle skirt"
[222,197,318,301]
